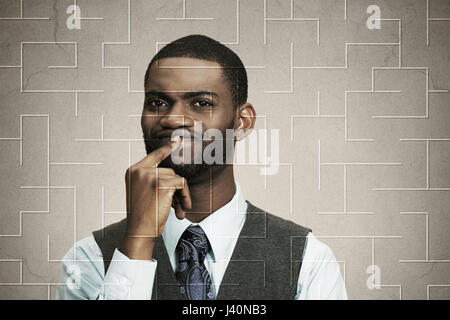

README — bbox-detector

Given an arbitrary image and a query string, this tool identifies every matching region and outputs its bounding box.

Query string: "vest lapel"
[151,236,184,300]
[216,200,267,300]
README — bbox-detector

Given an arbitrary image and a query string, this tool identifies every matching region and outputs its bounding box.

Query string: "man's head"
[141,35,255,181]
[144,34,248,108]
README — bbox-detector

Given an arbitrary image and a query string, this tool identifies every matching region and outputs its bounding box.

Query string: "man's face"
[142,57,237,179]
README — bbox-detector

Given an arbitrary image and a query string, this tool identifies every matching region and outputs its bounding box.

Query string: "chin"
[159,158,210,180]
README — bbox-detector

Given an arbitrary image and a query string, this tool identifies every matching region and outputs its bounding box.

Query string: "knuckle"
[130,167,154,181]
[134,168,144,179]
[149,163,158,169]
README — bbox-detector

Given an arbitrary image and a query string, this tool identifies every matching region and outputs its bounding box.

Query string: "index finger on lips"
[136,136,182,169]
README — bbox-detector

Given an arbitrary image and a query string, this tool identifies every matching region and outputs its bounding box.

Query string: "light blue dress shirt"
[56,181,347,300]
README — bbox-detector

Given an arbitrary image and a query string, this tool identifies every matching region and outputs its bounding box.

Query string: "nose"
[159,100,194,129]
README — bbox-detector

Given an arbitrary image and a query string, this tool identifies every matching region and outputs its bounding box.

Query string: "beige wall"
[0,0,449,299]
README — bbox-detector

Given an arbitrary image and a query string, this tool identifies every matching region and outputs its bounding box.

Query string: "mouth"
[155,129,202,142]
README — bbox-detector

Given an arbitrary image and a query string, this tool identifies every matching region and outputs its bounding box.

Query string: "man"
[56,34,347,300]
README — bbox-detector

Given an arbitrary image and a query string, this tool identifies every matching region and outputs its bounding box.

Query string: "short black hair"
[144,34,248,107]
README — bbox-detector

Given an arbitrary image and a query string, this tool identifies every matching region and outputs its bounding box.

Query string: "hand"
[119,137,192,260]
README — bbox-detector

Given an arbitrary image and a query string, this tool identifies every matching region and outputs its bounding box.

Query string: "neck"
[183,165,236,223]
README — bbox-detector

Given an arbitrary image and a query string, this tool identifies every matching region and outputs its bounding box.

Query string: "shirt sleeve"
[55,234,158,300]
[295,232,348,300]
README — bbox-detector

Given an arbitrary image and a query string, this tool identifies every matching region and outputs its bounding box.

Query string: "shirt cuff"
[100,248,157,300]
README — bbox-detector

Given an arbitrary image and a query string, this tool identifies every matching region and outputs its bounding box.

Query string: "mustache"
[147,128,204,141]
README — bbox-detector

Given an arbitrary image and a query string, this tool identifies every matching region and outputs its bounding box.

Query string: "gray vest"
[93,200,311,300]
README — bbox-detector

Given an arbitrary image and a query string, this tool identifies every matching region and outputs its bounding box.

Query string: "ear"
[234,103,256,141]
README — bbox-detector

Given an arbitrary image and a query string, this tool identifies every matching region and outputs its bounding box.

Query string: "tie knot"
[176,225,211,263]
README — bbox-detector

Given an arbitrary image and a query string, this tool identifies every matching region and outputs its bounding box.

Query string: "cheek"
[202,109,235,130]
[141,117,159,135]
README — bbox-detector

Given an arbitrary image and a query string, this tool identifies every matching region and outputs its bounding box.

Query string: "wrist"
[119,235,158,260]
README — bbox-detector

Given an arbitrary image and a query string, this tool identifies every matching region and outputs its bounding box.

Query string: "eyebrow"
[145,90,218,100]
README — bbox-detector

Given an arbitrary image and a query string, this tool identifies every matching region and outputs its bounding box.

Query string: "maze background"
[1,0,449,300]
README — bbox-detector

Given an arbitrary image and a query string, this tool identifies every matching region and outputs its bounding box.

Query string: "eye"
[146,99,168,109]
[193,100,214,108]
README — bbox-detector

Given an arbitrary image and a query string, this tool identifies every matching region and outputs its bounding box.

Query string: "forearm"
[56,236,157,300]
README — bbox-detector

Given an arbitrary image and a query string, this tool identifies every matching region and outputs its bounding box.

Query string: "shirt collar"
[162,180,247,263]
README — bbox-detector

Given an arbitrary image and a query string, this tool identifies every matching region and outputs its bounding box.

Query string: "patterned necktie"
[175,225,216,300]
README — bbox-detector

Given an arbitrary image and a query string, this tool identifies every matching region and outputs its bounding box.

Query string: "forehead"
[146,57,227,93]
